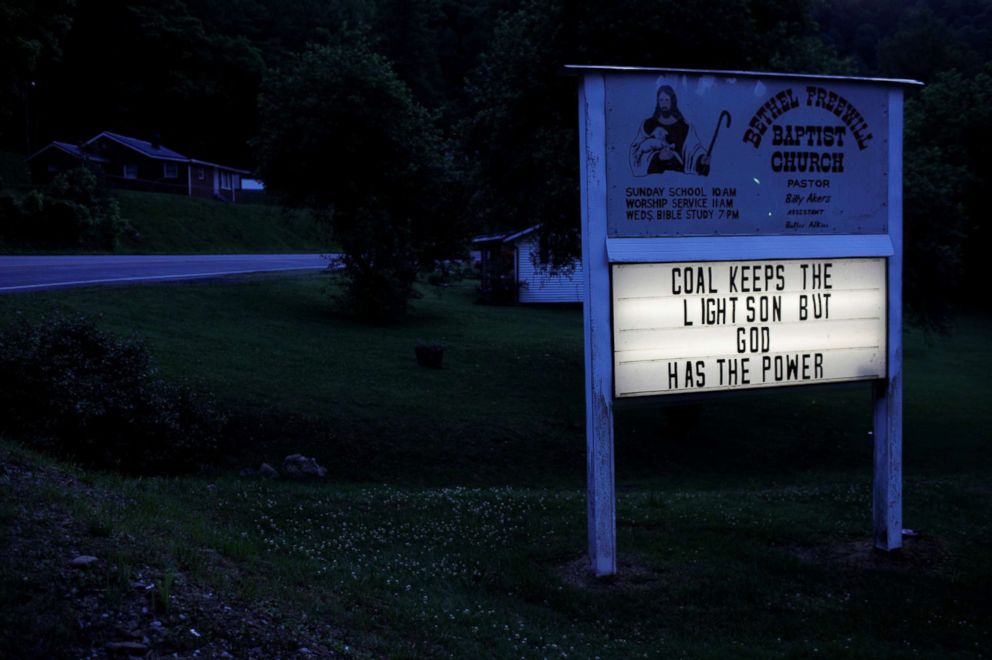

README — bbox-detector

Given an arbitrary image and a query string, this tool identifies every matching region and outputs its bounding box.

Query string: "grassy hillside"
[0,274,989,656]
[0,275,989,485]
[115,190,332,254]
[0,275,585,484]
[1,157,332,253]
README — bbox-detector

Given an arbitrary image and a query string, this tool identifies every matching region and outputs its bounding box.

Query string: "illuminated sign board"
[612,258,886,397]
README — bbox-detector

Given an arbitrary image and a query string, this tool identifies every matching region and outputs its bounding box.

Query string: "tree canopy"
[253,35,462,320]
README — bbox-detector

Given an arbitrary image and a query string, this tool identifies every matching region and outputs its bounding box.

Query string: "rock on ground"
[70,555,99,568]
[282,454,327,479]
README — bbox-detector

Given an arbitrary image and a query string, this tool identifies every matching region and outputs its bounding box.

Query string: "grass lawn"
[0,274,588,483]
[1,274,990,656]
[0,273,986,484]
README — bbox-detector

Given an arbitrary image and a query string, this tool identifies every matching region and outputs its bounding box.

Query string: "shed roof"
[471,225,542,246]
[470,232,508,245]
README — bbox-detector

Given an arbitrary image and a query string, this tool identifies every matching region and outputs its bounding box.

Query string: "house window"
[219,171,233,190]
[194,167,205,181]
[47,164,59,173]
[123,164,138,179]
[163,163,178,179]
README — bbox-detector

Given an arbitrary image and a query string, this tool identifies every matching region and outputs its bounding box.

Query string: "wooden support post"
[578,73,617,576]
[873,89,904,551]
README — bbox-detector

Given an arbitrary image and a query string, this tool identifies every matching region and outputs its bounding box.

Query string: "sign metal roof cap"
[562,65,924,87]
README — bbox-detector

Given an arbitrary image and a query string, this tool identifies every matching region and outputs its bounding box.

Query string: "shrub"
[0,312,221,474]
[0,191,21,241]
[45,167,125,249]
[0,167,124,249]
[332,209,422,322]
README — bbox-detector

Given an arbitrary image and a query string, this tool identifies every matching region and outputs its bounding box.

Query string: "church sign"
[567,66,921,577]
[605,75,889,237]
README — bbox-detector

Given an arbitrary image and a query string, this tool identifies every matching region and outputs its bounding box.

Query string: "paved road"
[0,254,339,293]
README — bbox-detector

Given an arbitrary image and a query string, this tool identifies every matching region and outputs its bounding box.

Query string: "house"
[27,131,250,202]
[472,225,584,304]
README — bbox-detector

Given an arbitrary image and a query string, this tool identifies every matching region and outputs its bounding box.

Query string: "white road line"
[0,266,326,292]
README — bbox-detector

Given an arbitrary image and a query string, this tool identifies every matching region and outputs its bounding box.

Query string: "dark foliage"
[0,0,75,151]
[813,0,992,321]
[0,312,221,474]
[902,68,990,329]
[458,0,825,268]
[0,166,124,249]
[254,37,464,321]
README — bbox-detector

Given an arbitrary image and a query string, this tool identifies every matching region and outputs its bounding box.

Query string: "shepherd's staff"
[706,110,732,161]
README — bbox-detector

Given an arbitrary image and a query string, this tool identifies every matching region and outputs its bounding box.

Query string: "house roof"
[84,131,189,161]
[189,158,251,175]
[30,131,251,174]
[89,132,251,173]
[26,141,111,163]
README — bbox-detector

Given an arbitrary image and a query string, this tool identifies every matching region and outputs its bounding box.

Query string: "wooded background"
[2,0,989,324]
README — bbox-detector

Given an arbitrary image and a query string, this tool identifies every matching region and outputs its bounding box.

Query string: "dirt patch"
[557,555,665,592]
[784,535,949,575]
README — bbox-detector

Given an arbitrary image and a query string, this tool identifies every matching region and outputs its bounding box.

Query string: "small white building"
[472,225,583,304]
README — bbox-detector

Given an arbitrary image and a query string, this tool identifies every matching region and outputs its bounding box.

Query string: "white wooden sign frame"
[572,66,920,576]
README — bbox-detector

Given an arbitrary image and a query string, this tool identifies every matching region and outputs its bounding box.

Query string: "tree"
[459,1,579,268]
[28,0,265,166]
[0,0,74,151]
[901,67,992,328]
[459,0,832,268]
[254,37,463,321]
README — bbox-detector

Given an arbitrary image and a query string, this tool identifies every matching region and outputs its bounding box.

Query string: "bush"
[0,166,124,249]
[333,212,421,321]
[0,191,21,239]
[0,312,221,474]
